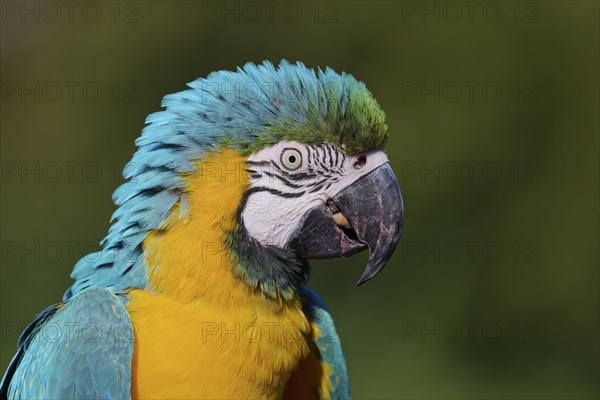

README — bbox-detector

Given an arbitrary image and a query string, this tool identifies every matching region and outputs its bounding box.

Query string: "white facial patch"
[242,141,388,247]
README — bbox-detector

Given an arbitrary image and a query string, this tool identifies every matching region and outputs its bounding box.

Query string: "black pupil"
[288,155,296,163]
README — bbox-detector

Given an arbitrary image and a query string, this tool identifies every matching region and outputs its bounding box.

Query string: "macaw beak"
[289,163,404,285]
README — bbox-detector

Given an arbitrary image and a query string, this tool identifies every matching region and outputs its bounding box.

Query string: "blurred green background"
[1,1,598,398]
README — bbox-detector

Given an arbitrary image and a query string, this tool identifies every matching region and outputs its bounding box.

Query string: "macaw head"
[68,60,403,302]
[240,141,402,286]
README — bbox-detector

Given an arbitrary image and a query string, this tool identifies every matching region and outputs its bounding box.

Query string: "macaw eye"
[281,148,302,170]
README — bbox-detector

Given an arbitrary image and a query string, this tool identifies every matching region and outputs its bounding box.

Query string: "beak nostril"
[353,156,367,169]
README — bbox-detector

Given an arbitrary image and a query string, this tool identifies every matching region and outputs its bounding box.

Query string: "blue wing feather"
[0,305,58,399]
[1,288,133,400]
[301,285,351,399]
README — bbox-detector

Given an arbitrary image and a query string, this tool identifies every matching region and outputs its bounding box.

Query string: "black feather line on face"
[263,171,304,189]
[309,184,324,193]
[248,186,305,198]
[271,161,320,182]
[246,160,271,167]
[331,144,339,167]
[325,144,333,166]
[307,145,315,165]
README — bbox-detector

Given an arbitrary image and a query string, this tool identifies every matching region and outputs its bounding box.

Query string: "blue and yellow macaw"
[1,61,403,399]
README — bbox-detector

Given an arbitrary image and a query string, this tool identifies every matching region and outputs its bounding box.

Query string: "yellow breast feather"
[127,149,316,399]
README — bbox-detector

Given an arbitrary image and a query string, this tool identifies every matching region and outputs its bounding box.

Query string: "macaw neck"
[227,223,309,300]
[142,148,307,307]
